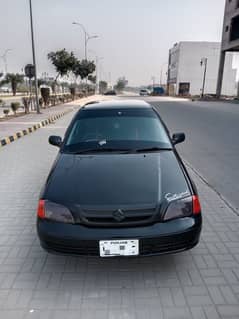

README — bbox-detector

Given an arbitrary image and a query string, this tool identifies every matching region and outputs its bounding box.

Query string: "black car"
[37,100,202,257]
[104,90,117,95]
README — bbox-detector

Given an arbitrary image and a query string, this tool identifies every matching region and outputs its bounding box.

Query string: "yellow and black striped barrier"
[0,109,72,149]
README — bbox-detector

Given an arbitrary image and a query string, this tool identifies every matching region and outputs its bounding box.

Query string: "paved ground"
[0,107,239,318]
[126,96,239,213]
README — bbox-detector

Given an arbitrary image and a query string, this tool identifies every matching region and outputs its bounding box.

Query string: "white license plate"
[99,239,139,257]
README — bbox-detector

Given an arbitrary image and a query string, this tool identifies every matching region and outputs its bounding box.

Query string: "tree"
[40,87,50,106]
[11,102,20,114]
[60,81,70,93]
[72,59,96,81]
[71,59,81,82]
[60,81,70,89]
[114,77,128,93]
[48,49,77,82]
[88,75,96,84]
[99,81,108,94]
[3,109,9,117]
[32,78,47,88]
[81,60,96,79]
[0,73,24,96]
[0,99,5,107]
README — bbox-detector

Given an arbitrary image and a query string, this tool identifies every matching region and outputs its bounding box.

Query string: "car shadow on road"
[26,241,201,292]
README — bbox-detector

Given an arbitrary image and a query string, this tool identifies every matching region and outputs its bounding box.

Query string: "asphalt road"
[129,96,239,212]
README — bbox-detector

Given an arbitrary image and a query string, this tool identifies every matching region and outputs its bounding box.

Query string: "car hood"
[44,151,190,209]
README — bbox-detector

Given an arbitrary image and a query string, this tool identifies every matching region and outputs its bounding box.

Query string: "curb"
[0,108,73,148]
[184,158,239,216]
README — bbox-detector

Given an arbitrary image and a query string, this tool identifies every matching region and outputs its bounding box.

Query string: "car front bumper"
[37,216,202,257]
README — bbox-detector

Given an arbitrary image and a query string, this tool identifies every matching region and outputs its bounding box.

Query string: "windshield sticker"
[99,140,107,146]
[165,191,190,202]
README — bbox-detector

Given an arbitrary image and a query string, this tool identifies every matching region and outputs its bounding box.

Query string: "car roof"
[82,99,151,110]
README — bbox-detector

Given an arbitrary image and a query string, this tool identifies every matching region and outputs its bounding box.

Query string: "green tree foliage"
[48,49,96,92]
[114,77,128,93]
[10,102,20,114]
[60,82,70,89]
[40,87,51,106]
[22,97,30,114]
[72,59,96,81]
[0,73,24,96]
[88,75,96,84]
[48,49,77,81]
[3,109,9,117]
[81,60,96,79]
[99,81,108,94]
[32,78,48,88]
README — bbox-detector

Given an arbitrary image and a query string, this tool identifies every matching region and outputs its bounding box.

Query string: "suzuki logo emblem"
[113,209,125,222]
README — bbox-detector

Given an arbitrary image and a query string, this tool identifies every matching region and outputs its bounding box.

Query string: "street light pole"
[96,57,104,94]
[85,35,98,60]
[72,22,99,60]
[84,32,87,60]
[29,0,40,114]
[200,57,208,98]
[73,22,88,59]
[88,50,104,94]
[151,76,156,88]
[1,49,12,74]
[160,62,168,86]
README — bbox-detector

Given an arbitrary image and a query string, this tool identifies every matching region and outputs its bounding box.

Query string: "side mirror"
[49,135,62,147]
[172,133,185,145]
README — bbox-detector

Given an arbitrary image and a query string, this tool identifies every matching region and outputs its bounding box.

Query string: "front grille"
[74,207,157,227]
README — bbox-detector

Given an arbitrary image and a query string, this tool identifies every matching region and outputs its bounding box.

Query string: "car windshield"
[62,108,172,153]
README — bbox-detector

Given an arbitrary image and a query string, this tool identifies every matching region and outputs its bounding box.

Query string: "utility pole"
[95,56,99,93]
[1,49,12,74]
[216,51,226,98]
[160,70,163,86]
[108,72,111,88]
[151,76,156,88]
[29,0,40,114]
[166,49,171,96]
[160,62,168,86]
[88,50,103,94]
[200,58,208,98]
[84,33,87,60]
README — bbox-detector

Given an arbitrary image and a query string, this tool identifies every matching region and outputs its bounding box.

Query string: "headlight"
[37,199,75,224]
[163,196,193,221]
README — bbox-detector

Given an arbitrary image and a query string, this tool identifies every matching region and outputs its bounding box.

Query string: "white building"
[168,42,237,96]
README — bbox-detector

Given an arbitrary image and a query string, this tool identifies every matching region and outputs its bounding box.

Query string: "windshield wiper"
[66,147,172,154]
[132,147,172,153]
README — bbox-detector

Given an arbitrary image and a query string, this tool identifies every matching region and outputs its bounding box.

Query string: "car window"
[63,108,171,152]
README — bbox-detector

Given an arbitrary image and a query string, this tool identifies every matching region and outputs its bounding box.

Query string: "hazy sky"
[0,0,235,86]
